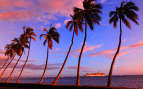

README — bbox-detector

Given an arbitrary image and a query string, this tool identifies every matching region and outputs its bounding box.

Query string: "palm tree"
[74,0,102,86]
[16,27,36,83]
[39,25,59,84]
[0,44,14,72]
[0,39,20,81]
[107,1,139,87]
[5,33,29,83]
[52,14,83,85]
[2,43,16,74]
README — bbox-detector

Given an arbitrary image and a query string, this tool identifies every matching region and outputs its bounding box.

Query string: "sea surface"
[2,75,143,89]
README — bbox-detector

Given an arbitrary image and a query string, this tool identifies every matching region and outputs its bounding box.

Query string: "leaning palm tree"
[0,39,20,80]
[52,14,83,85]
[74,0,102,86]
[5,33,29,83]
[16,27,36,83]
[107,1,139,87]
[0,44,14,72]
[39,25,59,84]
[1,44,15,73]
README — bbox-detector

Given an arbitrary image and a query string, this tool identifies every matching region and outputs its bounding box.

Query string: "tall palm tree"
[16,27,36,83]
[5,33,29,83]
[74,0,102,86]
[107,1,139,87]
[52,14,83,85]
[39,25,59,84]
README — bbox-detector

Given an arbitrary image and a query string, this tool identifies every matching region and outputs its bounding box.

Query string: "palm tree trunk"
[0,57,9,71]
[76,24,87,86]
[0,56,15,81]
[5,53,23,83]
[40,46,49,84]
[107,19,122,87]
[52,31,75,85]
[16,38,31,83]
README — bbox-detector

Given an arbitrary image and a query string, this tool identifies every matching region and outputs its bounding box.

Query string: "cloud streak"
[71,44,102,58]
[67,66,96,72]
[88,41,143,58]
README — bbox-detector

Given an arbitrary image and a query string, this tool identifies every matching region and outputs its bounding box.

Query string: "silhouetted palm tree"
[0,44,15,72]
[0,38,22,81]
[39,25,59,84]
[74,0,102,86]
[107,1,139,87]
[6,33,29,83]
[16,27,36,83]
[52,14,83,85]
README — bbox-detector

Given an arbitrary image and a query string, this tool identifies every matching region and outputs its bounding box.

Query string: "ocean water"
[2,75,143,89]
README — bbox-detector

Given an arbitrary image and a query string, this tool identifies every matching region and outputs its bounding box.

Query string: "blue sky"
[0,0,143,77]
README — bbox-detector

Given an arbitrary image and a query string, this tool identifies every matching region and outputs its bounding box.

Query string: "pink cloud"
[0,10,36,21]
[129,41,143,48]
[49,44,102,58]
[55,23,61,28]
[0,49,5,54]
[106,51,129,59]
[38,0,83,16]
[0,0,83,21]
[67,66,95,72]
[88,41,143,58]
[0,55,7,62]
[71,44,102,58]
[3,63,62,70]
[0,0,34,9]
[72,44,102,53]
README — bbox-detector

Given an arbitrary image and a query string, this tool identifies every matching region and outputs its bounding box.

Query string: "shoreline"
[0,83,137,89]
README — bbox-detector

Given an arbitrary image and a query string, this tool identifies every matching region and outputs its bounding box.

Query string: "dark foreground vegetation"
[0,83,136,89]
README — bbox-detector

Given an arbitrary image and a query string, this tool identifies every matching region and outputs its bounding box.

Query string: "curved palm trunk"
[5,53,23,83]
[0,57,9,71]
[76,24,87,86]
[16,38,31,83]
[107,19,122,87]
[52,32,75,85]
[40,46,49,84]
[0,56,15,81]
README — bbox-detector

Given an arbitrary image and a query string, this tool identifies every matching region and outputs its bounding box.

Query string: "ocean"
[2,75,143,89]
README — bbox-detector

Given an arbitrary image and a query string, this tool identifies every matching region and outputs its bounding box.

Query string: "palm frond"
[52,32,60,43]
[31,36,37,41]
[43,40,47,46]
[69,23,74,32]
[40,34,46,40]
[109,11,117,17]
[125,2,139,11]
[109,14,118,28]
[74,23,78,35]
[66,21,72,29]
[122,17,131,28]
[32,32,37,36]
[48,39,53,49]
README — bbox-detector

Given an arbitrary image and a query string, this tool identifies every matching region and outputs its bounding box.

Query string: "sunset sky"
[0,0,143,78]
